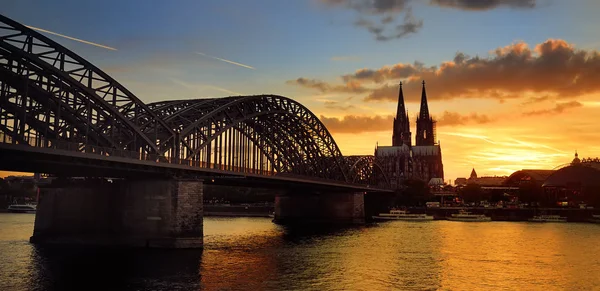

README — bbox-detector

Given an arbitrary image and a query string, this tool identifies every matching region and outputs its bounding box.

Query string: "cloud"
[320,0,421,41]
[320,0,411,14]
[430,0,537,11]
[341,61,429,83]
[288,39,600,103]
[195,52,255,70]
[521,95,551,105]
[323,100,355,111]
[353,8,423,41]
[320,115,394,133]
[25,25,117,51]
[523,101,583,116]
[286,78,367,93]
[320,0,538,41]
[437,111,494,126]
[321,111,495,133]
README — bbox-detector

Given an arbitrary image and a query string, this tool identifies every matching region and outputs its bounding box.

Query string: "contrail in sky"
[25,25,117,51]
[195,52,255,70]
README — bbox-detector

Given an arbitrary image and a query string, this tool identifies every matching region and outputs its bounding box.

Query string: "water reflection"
[1,215,599,291]
[29,246,203,291]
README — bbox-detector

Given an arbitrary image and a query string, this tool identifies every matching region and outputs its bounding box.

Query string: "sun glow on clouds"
[438,128,575,179]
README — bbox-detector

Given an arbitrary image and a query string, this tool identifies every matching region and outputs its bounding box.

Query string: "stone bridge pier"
[273,190,365,225]
[30,179,204,248]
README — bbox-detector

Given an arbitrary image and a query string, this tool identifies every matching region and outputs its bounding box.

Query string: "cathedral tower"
[415,80,436,146]
[392,82,411,146]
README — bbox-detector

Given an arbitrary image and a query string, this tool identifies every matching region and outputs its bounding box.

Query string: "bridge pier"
[30,179,203,248]
[273,191,365,225]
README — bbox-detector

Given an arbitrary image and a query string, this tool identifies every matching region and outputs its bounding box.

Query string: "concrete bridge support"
[274,191,365,225]
[30,179,203,248]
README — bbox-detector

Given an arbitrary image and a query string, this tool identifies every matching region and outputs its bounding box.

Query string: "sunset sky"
[3,0,600,182]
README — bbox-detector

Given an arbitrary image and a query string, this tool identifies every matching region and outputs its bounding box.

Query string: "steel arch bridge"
[0,14,390,188]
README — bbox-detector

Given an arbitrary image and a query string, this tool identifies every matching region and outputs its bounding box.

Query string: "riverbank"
[415,207,598,222]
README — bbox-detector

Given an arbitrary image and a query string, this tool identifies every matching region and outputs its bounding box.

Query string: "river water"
[1,213,599,291]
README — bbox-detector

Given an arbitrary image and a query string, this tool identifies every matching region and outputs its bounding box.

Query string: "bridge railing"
[0,133,275,176]
[0,133,389,188]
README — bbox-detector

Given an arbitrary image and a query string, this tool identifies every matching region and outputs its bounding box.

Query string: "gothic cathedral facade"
[374,81,444,188]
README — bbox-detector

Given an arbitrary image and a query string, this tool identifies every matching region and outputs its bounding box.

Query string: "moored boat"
[7,204,37,213]
[372,209,433,221]
[447,209,491,222]
[589,214,600,223]
[528,215,567,223]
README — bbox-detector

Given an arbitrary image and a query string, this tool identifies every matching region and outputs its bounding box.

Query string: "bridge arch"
[0,14,175,155]
[0,14,389,186]
[345,155,391,187]
[147,95,350,181]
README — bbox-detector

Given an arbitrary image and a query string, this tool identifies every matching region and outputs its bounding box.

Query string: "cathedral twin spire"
[392,82,411,146]
[419,80,430,121]
[392,80,435,147]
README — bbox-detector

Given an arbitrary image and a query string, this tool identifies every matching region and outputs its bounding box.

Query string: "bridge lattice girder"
[344,155,390,187]
[0,14,176,156]
[146,96,350,181]
[0,14,387,185]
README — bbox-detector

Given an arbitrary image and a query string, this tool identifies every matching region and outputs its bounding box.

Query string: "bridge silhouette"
[0,14,394,248]
[0,14,390,191]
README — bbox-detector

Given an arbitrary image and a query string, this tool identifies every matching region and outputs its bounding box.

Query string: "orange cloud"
[288,39,600,103]
[320,112,494,133]
[286,78,368,93]
[522,101,583,116]
[437,111,494,126]
[320,115,394,133]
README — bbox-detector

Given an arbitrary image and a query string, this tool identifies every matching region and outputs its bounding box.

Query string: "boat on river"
[7,204,37,213]
[447,209,491,222]
[528,215,568,223]
[372,209,433,221]
[589,214,600,224]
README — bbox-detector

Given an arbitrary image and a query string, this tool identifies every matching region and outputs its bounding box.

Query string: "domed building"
[542,152,600,207]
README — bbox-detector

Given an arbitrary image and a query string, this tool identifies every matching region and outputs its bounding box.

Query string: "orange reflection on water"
[200,217,282,291]
[437,221,600,290]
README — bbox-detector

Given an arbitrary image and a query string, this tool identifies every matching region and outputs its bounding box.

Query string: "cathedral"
[374,81,444,188]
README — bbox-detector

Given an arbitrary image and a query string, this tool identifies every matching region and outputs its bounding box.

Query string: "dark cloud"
[430,0,536,11]
[321,0,411,14]
[320,0,538,41]
[288,39,600,103]
[341,61,430,83]
[353,8,423,41]
[321,0,421,41]
[523,101,583,116]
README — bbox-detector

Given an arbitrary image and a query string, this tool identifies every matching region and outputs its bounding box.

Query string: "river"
[0,213,599,290]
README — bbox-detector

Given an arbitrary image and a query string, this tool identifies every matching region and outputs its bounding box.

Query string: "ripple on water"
[0,215,599,290]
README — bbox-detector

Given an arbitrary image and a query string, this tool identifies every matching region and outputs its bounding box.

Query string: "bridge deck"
[0,142,392,193]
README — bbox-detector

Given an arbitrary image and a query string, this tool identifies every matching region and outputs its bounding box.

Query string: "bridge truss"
[0,14,389,187]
